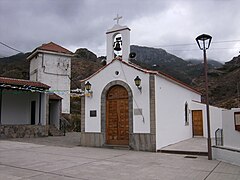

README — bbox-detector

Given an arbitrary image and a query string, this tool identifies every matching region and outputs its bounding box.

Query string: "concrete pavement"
[160,137,208,156]
[0,135,240,179]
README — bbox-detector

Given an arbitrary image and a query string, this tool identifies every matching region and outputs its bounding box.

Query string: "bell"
[114,42,121,51]
[113,37,122,51]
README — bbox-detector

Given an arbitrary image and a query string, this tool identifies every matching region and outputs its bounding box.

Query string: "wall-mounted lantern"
[134,76,142,92]
[85,81,93,97]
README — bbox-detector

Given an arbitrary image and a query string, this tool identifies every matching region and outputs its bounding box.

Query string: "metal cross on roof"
[113,14,122,24]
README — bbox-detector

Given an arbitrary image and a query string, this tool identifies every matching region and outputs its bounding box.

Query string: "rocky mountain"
[129,45,223,85]
[193,55,240,109]
[0,53,30,79]
[186,59,223,69]
[71,48,103,88]
[130,45,192,83]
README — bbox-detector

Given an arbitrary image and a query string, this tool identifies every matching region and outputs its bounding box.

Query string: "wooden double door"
[106,85,129,145]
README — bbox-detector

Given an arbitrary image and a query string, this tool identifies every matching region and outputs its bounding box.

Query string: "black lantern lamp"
[134,76,142,92]
[113,37,122,51]
[196,34,212,50]
[196,33,212,160]
[85,81,91,91]
[85,81,92,97]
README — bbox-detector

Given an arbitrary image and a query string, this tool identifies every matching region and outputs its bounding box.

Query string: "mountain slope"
[193,55,240,109]
[130,45,192,84]
[0,53,30,79]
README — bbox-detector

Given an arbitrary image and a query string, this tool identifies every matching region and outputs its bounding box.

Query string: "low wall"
[0,125,48,138]
[213,146,240,166]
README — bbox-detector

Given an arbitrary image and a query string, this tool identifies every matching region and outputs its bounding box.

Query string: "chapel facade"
[79,18,222,151]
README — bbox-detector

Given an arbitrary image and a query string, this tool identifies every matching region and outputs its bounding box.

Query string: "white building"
[0,77,51,138]
[213,108,240,166]
[79,21,222,151]
[27,42,73,114]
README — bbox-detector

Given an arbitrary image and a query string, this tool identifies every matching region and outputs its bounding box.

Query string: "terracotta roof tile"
[0,76,50,89]
[27,42,73,60]
[49,93,63,100]
[38,42,73,55]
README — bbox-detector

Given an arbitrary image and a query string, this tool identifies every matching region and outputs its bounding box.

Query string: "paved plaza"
[0,134,240,180]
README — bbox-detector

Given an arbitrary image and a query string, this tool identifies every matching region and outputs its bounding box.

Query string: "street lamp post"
[196,34,212,160]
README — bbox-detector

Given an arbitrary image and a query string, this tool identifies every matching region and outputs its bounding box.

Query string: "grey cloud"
[0,0,240,62]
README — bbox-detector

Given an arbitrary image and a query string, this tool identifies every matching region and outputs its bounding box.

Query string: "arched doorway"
[106,85,129,145]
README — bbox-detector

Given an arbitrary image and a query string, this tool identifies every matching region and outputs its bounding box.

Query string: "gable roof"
[80,58,201,95]
[0,76,50,89]
[27,42,73,60]
[49,93,63,100]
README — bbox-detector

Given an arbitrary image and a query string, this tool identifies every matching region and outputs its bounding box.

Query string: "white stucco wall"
[29,56,40,81]
[155,76,201,150]
[190,101,223,138]
[222,108,240,149]
[84,60,150,133]
[30,53,71,114]
[49,101,61,129]
[1,90,47,125]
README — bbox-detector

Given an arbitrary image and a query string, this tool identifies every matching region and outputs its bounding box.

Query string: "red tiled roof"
[38,42,73,55]
[80,58,201,95]
[27,42,73,60]
[49,93,63,100]
[0,76,50,89]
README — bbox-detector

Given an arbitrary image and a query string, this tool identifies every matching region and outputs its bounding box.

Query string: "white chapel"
[79,17,222,151]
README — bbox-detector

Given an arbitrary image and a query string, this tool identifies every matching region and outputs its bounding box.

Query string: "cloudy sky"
[0,0,240,62]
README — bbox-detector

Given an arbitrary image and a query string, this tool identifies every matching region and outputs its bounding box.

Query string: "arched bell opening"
[113,33,122,58]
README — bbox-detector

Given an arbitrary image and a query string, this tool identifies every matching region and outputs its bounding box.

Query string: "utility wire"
[165,47,240,52]
[1,38,240,56]
[155,39,240,48]
[0,41,24,53]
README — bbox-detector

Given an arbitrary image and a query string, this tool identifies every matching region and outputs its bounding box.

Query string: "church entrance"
[106,85,129,145]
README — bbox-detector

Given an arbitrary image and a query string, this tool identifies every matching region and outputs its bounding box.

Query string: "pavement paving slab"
[0,134,239,180]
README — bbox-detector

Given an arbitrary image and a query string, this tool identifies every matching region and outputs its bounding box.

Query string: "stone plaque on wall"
[134,108,142,116]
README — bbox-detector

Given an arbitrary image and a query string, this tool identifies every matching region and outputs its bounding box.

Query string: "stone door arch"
[106,85,129,145]
[101,80,133,146]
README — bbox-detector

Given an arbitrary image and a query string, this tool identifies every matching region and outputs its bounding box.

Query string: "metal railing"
[215,128,223,146]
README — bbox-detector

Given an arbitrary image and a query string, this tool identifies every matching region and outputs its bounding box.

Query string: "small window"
[185,102,189,125]
[90,110,97,117]
[234,112,240,131]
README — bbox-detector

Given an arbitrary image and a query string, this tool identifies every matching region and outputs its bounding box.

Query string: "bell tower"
[106,14,131,64]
